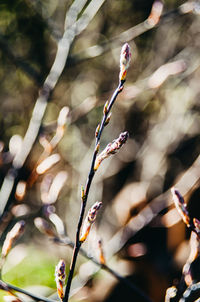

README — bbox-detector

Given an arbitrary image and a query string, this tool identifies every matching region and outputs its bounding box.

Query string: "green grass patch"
[3,247,58,289]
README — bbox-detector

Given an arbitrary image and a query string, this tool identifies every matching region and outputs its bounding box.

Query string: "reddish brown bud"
[119,43,131,81]
[80,201,102,242]
[94,131,129,171]
[55,259,66,301]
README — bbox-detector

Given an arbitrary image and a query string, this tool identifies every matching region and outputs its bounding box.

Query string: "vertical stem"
[63,80,125,301]
[64,242,81,302]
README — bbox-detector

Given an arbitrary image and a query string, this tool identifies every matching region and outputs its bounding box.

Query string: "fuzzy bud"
[55,259,66,301]
[80,201,102,242]
[94,131,129,171]
[119,43,131,81]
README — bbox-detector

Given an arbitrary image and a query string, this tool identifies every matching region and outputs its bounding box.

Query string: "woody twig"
[63,43,131,302]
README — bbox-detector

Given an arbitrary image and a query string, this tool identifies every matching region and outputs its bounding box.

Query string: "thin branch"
[63,81,125,302]
[0,1,194,90]
[105,153,200,258]
[63,43,131,301]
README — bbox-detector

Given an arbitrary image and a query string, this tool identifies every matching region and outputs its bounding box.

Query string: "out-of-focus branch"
[68,0,198,65]
[0,0,196,84]
[180,282,200,302]
[68,154,200,293]
[106,154,200,258]
[0,0,106,221]
[25,0,62,41]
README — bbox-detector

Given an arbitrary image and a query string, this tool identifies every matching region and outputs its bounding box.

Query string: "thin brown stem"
[63,239,82,302]
[63,80,125,301]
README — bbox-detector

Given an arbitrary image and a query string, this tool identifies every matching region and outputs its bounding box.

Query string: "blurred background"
[0,0,200,301]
